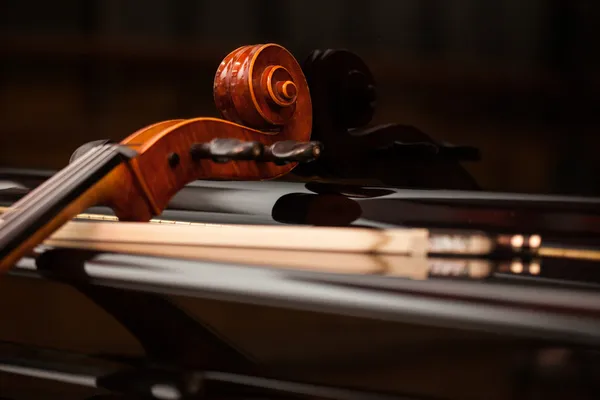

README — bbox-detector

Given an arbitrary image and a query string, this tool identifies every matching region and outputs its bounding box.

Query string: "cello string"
[0,146,119,232]
[0,146,104,223]
[11,146,118,220]
[0,147,108,232]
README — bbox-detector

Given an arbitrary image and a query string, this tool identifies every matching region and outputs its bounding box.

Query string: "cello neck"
[0,143,137,271]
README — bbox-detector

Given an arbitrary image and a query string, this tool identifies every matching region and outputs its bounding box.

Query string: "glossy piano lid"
[9,246,600,347]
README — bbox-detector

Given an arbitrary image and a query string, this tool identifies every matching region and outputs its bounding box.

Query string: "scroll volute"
[213,43,312,135]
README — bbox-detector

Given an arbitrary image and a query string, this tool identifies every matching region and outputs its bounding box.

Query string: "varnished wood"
[0,43,313,273]
[214,44,310,130]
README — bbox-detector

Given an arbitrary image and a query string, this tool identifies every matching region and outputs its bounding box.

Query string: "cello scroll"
[214,44,308,130]
[105,43,321,219]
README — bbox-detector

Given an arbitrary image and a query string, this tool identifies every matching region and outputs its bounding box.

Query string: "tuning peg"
[189,139,322,165]
[262,141,323,165]
[190,138,264,163]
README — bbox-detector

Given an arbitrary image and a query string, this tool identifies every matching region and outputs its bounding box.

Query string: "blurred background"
[0,0,598,195]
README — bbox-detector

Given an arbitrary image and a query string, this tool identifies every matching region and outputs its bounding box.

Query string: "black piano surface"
[2,169,600,400]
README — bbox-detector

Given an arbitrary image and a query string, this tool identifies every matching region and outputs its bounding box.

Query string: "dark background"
[0,0,598,195]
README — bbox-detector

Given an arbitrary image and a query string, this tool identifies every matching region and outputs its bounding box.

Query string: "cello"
[0,43,321,273]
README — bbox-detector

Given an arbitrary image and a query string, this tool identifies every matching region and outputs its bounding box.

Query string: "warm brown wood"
[0,43,313,273]
[213,44,310,130]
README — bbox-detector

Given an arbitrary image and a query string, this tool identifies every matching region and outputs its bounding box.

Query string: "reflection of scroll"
[272,193,362,226]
